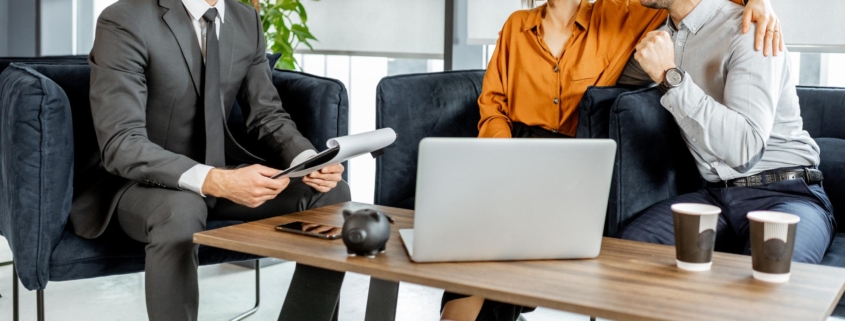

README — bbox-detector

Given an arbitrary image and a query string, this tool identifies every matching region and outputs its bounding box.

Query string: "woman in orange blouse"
[445,0,784,320]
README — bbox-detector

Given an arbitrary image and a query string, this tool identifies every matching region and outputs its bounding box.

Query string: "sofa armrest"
[576,86,645,139]
[606,88,703,237]
[0,64,75,290]
[375,70,485,208]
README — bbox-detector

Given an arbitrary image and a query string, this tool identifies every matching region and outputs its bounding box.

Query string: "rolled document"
[286,128,397,177]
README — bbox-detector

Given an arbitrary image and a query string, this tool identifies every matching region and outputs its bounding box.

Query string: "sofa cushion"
[576,86,642,139]
[0,64,75,289]
[797,86,845,141]
[607,88,703,237]
[375,70,485,208]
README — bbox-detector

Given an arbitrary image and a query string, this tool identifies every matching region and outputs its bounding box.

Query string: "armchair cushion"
[0,64,75,289]
[375,70,485,208]
[607,88,702,237]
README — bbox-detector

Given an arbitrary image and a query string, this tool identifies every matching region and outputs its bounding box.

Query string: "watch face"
[666,69,683,86]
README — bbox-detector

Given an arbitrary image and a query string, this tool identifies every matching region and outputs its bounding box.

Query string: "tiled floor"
[1,236,842,321]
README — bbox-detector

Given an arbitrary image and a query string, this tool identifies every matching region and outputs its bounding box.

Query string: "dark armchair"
[0,55,348,321]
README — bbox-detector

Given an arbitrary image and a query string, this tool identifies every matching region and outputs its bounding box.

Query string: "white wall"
[0,0,8,56]
[40,0,74,56]
[467,0,521,45]
[302,0,445,58]
[772,0,845,50]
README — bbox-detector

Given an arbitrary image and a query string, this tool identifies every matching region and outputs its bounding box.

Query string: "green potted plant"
[240,0,318,70]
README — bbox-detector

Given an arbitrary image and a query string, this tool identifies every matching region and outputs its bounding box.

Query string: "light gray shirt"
[618,0,819,183]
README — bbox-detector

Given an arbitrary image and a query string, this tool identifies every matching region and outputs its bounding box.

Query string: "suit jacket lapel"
[161,0,202,95]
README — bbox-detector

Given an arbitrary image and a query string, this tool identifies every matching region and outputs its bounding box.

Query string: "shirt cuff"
[479,118,512,138]
[291,149,318,167]
[178,164,214,197]
[660,76,706,129]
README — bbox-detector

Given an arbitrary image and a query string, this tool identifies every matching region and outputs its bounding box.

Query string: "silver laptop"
[400,138,616,263]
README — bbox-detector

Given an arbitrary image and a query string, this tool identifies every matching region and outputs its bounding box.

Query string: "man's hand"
[634,31,677,84]
[201,164,290,208]
[303,164,345,193]
[743,0,783,57]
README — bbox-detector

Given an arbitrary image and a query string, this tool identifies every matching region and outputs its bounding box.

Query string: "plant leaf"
[295,2,307,23]
[290,24,317,41]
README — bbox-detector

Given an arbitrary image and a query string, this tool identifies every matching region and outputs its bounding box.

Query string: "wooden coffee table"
[194,202,845,321]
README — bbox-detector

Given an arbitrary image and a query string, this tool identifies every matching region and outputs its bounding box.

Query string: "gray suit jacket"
[76,0,314,239]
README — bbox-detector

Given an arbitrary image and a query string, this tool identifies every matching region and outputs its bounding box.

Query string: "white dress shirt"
[177,0,315,197]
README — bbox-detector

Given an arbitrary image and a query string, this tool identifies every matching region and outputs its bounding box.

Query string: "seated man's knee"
[149,193,208,245]
[768,202,832,264]
[312,180,351,208]
[332,180,351,201]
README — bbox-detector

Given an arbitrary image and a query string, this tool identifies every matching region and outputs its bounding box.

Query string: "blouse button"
[553,65,559,73]
[553,98,559,104]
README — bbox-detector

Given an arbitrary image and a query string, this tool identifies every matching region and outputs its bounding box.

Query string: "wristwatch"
[658,67,685,95]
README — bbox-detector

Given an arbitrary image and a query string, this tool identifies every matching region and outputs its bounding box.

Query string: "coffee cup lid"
[747,211,800,224]
[671,203,721,216]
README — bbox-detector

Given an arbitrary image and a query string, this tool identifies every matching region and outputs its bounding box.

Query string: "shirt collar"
[667,0,723,35]
[521,0,593,32]
[182,0,225,23]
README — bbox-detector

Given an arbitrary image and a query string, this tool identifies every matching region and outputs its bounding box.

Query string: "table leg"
[278,264,345,321]
[364,278,399,321]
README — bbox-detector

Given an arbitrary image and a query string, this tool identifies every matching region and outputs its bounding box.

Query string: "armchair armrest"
[0,64,75,290]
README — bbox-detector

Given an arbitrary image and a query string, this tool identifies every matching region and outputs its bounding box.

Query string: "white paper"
[286,128,397,177]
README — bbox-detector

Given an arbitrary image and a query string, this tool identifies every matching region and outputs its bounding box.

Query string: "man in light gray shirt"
[617,0,834,263]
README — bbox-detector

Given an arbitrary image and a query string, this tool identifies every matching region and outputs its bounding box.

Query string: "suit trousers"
[620,179,835,264]
[116,177,351,321]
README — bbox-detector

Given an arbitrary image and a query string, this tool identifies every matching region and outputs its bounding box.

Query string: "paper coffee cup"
[672,203,721,271]
[748,211,800,283]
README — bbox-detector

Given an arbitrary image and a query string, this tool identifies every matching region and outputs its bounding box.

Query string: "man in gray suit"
[85,0,349,319]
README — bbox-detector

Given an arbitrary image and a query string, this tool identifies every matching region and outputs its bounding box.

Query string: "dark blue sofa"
[0,55,349,319]
[374,70,845,316]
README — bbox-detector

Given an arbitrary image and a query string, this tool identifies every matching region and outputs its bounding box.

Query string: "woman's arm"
[477,15,516,138]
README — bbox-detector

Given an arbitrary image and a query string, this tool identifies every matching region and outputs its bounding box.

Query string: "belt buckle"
[786,172,796,180]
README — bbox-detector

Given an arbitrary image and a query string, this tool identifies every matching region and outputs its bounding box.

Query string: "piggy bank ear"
[369,212,381,222]
[343,210,353,220]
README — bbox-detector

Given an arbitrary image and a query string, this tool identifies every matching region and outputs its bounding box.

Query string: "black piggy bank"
[342,209,391,258]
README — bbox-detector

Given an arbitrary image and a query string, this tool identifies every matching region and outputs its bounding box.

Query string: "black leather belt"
[708,167,823,188]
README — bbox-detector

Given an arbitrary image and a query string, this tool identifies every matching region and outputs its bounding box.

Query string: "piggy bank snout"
[347,229,368,244]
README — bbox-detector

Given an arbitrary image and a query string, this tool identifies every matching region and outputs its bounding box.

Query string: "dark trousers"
[439,123,566,321]
[621,179,835,263]
[116,177,351,321]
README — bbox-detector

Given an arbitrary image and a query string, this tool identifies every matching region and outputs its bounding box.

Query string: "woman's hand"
[742,0,784,57]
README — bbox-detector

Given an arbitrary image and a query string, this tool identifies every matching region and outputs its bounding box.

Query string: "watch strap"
[658,81,672,95]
